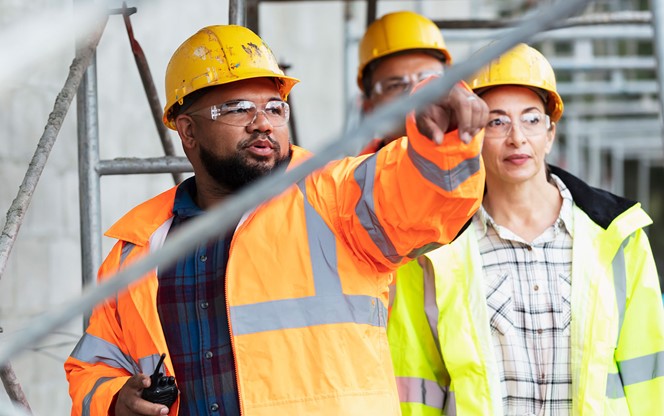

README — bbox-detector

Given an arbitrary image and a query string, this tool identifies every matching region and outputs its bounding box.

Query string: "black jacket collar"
[548,165,637,230]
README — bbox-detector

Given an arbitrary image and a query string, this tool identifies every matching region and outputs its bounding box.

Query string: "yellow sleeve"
[616,229,664,414]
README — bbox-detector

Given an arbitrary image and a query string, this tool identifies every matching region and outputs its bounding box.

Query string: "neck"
[193,176,233,210]
[483,174,562,242]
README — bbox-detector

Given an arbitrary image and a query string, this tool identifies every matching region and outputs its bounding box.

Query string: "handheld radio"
[141,353,178,407]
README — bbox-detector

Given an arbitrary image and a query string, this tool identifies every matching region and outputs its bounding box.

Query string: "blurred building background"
[0,0,661,413]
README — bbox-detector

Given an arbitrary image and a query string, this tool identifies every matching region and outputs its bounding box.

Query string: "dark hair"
[361,49,447,98]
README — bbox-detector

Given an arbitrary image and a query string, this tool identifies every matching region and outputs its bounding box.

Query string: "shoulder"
[549,165,640,229]
[104,186,178,244]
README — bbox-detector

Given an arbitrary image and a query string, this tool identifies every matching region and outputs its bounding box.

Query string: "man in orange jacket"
[65,24,487,416]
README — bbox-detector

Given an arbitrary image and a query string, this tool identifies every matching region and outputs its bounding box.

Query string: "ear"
[545,121,557,154]
[175,115,197,151]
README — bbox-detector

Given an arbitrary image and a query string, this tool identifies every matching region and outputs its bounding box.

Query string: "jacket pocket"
[485,272,515,336]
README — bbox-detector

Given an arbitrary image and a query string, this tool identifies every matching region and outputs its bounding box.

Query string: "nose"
[505,121,527,145]
[246,110,273,133]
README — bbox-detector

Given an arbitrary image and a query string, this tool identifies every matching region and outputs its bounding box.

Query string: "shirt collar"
[172,176,204,219]
[551,173,575,238]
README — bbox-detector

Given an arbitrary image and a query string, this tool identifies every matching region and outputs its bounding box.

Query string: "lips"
[504,154,531,166]
[505,154,529,161]
[244,138,277,157]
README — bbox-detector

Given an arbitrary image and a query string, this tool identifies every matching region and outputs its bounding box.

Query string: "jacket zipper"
[226,229,244,415]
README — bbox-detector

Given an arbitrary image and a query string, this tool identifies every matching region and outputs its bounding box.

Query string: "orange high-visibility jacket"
[65,117,484,416]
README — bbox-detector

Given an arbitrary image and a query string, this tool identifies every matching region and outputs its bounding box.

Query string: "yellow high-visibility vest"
[389,168,664,415]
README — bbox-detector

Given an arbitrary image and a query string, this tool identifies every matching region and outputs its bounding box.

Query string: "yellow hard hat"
[357,11,451,89]
[467,43,564,122]
[163,25,300,130]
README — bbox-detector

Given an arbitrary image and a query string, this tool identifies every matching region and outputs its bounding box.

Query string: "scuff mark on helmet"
[242,42,263,57]
[193,46,211,60]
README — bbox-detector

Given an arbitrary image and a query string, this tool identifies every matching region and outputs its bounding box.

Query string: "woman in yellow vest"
[388,43,664,415]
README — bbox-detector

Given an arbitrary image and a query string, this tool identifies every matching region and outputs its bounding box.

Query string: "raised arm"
[307,82,487,272]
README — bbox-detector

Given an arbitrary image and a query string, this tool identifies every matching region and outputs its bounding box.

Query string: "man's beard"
[199,135,291,192]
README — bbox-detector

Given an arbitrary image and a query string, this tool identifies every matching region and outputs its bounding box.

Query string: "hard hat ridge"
[467,43,564,122]
[357,11,451,90]
[162,25,300,130]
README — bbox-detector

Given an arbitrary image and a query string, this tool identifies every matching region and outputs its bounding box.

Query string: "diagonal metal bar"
[0,14,109,414]
[0,16,108,282]
[0,363,31,414]
[0,0,591,369]
[118,2,183,184]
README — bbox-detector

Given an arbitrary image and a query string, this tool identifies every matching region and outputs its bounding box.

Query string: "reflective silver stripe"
[421,258,441,348]
[301,180,342,294]
[115,242,136,329]
[139,353,165,376]
[229,182,387,336]
[618,350,664,386]
[70,333,139,375]
[231,294,384,335]
[613,238,628,345]
[407,144,481,192]
[408,242,442,259]
[120,242,136,266]
[606,372,625,398]
[82,376,113,416]
[395,376,446,410]
[353,154,402,264]
[444,390,457,416]
[352,147,480,262]
[605,235,638,399]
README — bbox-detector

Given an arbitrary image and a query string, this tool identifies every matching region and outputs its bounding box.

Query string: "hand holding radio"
[141,353,179,407]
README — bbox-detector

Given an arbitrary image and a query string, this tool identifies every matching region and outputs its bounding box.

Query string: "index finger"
[453,91,482,143]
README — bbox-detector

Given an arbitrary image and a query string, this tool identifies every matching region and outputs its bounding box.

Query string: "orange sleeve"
[64,241,131,416]
[307,101,484,273]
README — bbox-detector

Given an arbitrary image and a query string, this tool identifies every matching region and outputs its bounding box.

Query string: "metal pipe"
[651,0,664,146]
[432,10,651,30]
[98,157,193,175]
[229,0,246,26]
[342,0,352,133]
[0,363,31,414]
[0,0,593,367]
[247,0,259,34]
[119,3,183,185]
[442,24,652,42]
[0,17,107,285]
[366,0,377,27]
[75,0,108,331]
[638,158,651,211]
[77,53,102,329]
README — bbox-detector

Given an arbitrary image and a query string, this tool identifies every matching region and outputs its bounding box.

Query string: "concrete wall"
[0,0,479,413]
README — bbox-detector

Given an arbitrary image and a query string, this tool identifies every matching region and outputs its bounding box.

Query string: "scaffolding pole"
[230,0,247,26]
[118,3,183,185]
[0,10,108,414]
[652,0,664,146]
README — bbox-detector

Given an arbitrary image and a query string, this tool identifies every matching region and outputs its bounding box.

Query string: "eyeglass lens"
[484,113,550,138]
[207,100,290,127]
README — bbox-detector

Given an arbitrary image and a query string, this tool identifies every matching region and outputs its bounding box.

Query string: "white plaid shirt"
[475,174,574,416]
